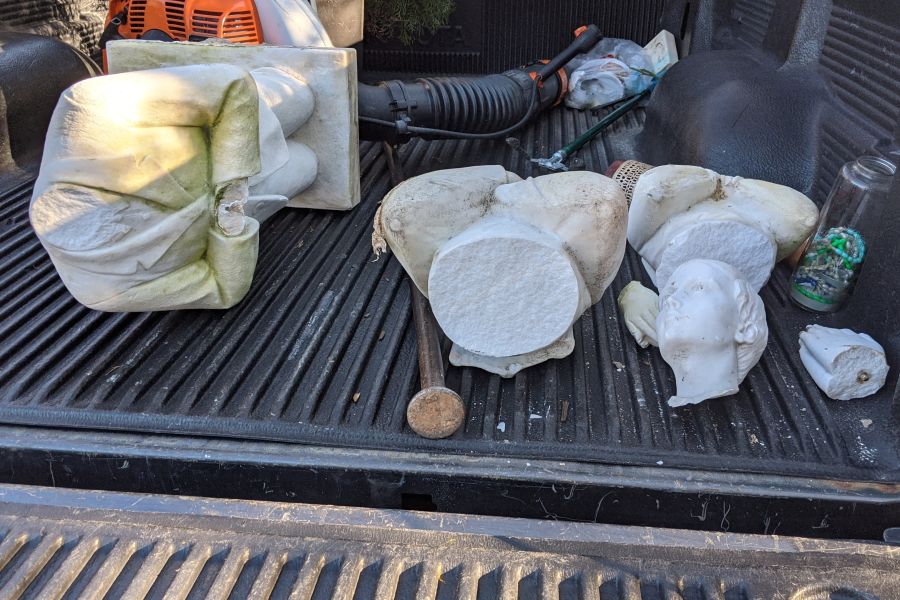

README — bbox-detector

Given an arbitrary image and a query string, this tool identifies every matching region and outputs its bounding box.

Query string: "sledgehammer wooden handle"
[382,142,466,439]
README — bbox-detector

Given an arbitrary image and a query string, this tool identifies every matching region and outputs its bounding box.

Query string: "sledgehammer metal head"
[407,386,466,439]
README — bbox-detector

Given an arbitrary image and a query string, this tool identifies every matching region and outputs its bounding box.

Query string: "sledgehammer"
[381,142,466,439]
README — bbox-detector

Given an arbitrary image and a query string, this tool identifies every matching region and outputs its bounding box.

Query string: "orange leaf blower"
[104,0,263,43]
[100,0,332,68]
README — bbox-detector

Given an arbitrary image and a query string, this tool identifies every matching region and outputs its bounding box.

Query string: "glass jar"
[789,155,895,312]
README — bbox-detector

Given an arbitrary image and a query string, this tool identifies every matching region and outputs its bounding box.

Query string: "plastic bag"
[566,38,654,110]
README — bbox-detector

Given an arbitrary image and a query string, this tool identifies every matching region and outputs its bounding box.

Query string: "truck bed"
[0,0,897,543]
[0,106,896,483]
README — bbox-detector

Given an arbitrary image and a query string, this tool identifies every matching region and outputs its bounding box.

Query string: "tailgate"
[0,483,896,599]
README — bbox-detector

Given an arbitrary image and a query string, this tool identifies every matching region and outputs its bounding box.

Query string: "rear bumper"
[0,481,896,599]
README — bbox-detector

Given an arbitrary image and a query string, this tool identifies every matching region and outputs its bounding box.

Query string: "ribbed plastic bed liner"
[0,108,897,484]
[0,483,896,600]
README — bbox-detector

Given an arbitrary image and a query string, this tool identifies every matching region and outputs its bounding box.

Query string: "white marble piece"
[250,139,319,200]
[617,281,659,349]
[657,259,768,407]
[252,67,316,138]
[107,39,359,210]
[449,329,576,378]
[254,0,333,47]
[376,167,627,377]
[30,64,263,311]
[648,217,777,292]
[373,165,524,295]
[429,217,589,358]
[250,67,317,200]
[799,325,889,400]
[628,165,818,288]
[619,165,815,405]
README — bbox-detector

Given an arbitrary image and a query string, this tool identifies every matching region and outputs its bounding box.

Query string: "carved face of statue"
[658,264,736,356]
[656,259,768,407]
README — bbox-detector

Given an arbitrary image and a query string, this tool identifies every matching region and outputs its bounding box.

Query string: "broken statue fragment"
[619,165,817,406]
[374,166,627,377]
[107,39,360,211]
[617,280,659,349]
[657,259,768,407]
[628,164,819,292]
[30,63,315,311]
[799,325,889,400]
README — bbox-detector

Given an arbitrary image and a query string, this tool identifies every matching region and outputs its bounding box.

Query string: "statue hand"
[617,281,659,348]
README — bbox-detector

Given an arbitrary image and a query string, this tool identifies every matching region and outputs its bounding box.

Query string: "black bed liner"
[0,105,897,487]
[1,483,897,600]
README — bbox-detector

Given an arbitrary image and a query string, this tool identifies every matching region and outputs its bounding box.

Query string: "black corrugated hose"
[358,25,602,142]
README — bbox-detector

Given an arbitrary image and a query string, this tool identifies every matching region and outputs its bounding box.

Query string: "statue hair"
[732,275,768,380]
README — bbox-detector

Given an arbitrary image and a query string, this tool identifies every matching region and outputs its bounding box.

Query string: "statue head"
[657,259,768,407]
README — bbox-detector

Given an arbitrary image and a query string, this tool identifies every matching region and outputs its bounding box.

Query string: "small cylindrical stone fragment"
[799,325,889,400]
